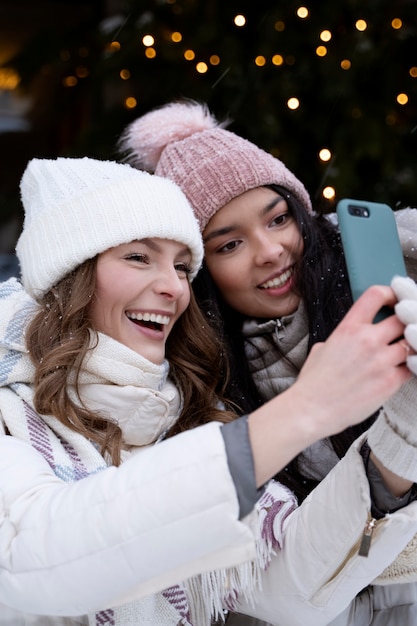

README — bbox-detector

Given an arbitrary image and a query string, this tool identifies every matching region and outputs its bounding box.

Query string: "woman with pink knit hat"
[119,100,417,625]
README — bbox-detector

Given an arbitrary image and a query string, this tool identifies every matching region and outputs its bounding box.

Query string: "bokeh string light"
[23,2,412,207]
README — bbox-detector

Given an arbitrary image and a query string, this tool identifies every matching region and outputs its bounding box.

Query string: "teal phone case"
[336,198,407,322]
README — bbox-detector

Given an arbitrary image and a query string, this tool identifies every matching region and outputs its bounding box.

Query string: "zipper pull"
[358,517,377,557]
[274,318,283,341]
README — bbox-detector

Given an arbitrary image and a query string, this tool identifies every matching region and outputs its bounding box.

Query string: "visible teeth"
[260,268,292,289]
[127,312,170,325]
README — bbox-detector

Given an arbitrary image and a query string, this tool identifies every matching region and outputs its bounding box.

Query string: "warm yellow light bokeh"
[0,68,20,89]
[319,148,332,162]
[234,15,246,27]
[355,20,367,31]
[142,35,154,47]
[75,66,88,78]
[255,55,266,66]
[63,76,77,87]
[125,97,137,109]
[323,186,336,200]
[297,7,309,19]
[287,97,300,110]
[272,54,284,66]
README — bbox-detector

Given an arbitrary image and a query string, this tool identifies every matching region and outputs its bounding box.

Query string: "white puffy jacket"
[1,419,417,625]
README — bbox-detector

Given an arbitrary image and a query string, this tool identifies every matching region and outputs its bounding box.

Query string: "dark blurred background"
[0,0,416,277]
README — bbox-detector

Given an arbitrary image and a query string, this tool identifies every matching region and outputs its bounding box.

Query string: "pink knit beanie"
[119,100,313,232]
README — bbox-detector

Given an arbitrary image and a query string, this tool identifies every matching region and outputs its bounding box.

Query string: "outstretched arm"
[249,284,410,487]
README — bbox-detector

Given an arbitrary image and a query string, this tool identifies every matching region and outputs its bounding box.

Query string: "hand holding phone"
[336,198,407,322]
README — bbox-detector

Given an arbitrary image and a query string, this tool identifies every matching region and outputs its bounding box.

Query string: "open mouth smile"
[259,267,293,289]
[126,312,170,331]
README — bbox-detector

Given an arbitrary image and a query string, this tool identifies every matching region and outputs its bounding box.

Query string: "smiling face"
[89,238,192,364]
[203,187,304,319]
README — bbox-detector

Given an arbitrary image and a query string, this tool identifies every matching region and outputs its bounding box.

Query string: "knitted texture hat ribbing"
[119,100,313,232]
[16,157,203,297]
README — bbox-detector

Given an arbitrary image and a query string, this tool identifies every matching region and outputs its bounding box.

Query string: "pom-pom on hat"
[16,156,203,298]
[119,100,313,232]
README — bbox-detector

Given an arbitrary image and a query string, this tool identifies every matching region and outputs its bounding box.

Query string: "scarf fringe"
[187,481,297,625]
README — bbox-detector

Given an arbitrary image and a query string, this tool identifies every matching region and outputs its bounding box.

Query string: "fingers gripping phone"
[336,198,407,322]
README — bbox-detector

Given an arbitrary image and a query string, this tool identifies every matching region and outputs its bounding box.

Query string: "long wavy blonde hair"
[26,257,238,465]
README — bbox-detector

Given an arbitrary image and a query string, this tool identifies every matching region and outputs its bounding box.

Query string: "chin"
[142,351,165,365]
[124,343,165,365]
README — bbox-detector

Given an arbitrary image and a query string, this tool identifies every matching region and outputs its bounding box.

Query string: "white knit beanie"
[16,157,204,298]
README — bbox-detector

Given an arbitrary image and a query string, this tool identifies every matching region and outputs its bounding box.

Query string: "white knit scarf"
[0,278,297,625]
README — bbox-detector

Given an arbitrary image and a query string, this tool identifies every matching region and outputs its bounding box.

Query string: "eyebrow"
[139,238,190,257]
[203,196,285,244]
[139,238,159,251]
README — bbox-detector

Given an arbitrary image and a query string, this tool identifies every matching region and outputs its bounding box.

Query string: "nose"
[252,231,284,265]
[153,266,188,301]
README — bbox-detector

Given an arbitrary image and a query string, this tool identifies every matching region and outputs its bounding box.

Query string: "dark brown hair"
[192,187,377,501]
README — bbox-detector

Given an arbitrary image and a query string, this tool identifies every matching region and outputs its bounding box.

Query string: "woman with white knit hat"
[119,100,417,625]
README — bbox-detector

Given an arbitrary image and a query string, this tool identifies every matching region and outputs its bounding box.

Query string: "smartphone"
[336,198,407,322]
